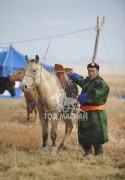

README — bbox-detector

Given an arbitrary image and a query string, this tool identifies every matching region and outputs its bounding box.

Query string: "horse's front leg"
[41,115,48,152]
[34,106,39,124]
[26,104,33,121]
[51,119,58,155]
[36,103,48,152]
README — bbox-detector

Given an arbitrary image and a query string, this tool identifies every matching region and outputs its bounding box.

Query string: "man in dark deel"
[68,62,109,156]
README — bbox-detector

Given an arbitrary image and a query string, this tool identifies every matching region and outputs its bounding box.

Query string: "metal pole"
[92,16,105,63]
[10,45,13,75]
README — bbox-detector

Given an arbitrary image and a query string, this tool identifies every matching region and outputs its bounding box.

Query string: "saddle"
[54,64,78,99]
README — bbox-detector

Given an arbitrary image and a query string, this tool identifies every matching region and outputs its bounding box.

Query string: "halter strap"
[25,69,54,88]
[25,73,41,79]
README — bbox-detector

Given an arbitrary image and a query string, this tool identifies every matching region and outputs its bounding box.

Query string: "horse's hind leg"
[58,118,73,151]
[51,119,58,155]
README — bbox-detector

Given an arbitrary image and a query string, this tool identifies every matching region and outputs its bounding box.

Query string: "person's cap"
[87,62,100,70]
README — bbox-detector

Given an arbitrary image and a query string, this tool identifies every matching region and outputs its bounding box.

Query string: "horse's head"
[21,55,42,92]
[7,76,16,97]
[10,67,25,82]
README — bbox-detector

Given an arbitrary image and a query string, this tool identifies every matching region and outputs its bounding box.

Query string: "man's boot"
[83,144,93,156]
[94,144,103,156]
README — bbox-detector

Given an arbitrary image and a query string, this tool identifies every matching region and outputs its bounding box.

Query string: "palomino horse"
[21,55,77,155]
[0,76,16,97]
[10,67,39,121]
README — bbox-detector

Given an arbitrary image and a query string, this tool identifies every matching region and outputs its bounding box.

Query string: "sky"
[0,0,125,74]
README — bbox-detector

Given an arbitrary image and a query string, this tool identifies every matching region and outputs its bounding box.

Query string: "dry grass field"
[0,76,125,180]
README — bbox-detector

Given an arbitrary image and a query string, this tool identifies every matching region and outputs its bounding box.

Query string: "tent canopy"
[0,45,54,98]
[0,45,26,76]
[0,45,27,98]
[42,63,54,71]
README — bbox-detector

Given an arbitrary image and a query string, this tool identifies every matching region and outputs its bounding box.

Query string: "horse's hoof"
[29,113,33,119]
[52,146,57,156]
[58,143,63,152]
[41,146,48,153]
[58,142,66,152]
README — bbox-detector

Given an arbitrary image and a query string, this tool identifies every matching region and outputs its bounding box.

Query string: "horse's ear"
[25,55,29,63]
[35,55,39,64]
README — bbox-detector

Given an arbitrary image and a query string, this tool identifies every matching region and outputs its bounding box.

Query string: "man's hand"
[78,93,88,105]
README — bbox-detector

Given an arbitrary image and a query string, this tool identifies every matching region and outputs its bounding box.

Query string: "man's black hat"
[87,62,100,70]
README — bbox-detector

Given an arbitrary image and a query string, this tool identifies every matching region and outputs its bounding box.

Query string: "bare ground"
[0,76,125,180]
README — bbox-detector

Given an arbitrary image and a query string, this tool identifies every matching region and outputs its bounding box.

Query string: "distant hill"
[40,56,125,75]
[66,58,125,76]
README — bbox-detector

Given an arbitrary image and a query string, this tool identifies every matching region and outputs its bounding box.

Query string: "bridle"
[24,65,54,89]
[24,71,42,90]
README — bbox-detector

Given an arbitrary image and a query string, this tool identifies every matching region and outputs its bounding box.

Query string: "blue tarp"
[0,45,26,99]
[118,96,125,100]
[0,45,26,76]
[0,46,54,99]
[42,63,54,71]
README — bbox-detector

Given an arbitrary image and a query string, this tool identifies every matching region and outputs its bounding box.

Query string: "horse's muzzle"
[11,91,16,97]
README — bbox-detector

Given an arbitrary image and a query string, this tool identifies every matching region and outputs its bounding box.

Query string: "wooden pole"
[92,16,105,63]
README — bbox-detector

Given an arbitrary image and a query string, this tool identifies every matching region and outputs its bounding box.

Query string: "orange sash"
[81,105,104,111]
